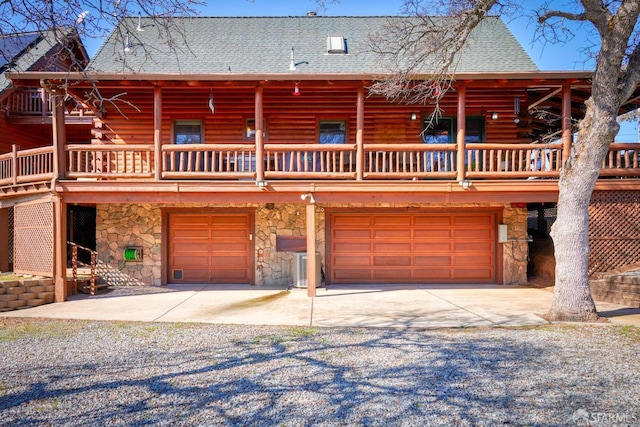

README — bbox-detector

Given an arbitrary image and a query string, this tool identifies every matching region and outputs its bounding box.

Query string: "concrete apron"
[2,284,639,329]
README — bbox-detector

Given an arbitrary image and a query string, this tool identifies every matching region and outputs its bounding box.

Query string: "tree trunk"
[547,100,619,322]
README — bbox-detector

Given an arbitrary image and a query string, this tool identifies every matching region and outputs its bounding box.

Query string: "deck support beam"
[356,86,365,181]
[306,203,317,297]
[456,85,467,181]
[154,86,163,181]
[255,86,265,182]
[53,195,67,302]
[51,94,66,179]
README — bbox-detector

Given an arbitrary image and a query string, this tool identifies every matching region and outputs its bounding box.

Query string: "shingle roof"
[89,16,538,76]
[0,29,87,97]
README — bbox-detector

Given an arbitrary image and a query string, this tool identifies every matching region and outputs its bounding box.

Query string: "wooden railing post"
[51,93,67,179]
[11,144,19,185]
[154,86,162,181]
[255,86,265,182]
[456,85,467,181]
[356,86,365,181]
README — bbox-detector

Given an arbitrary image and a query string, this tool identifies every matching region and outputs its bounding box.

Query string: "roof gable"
[89,16,538,76]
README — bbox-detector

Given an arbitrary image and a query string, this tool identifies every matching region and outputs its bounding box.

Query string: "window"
[174,120,202,144]
[422,117,484,144]
[318,120,346,144]
[245,118,267,140]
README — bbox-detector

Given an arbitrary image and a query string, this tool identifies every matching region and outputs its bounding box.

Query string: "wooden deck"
[1,142,640,203]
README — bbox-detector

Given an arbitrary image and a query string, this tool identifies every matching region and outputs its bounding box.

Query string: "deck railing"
[66,144,154,179]
[2,142,640,188]
[0,145,54,186]
[264,144,357,179]
[161,144,256,179]
[466,143,563,179]
[7,89,49,116]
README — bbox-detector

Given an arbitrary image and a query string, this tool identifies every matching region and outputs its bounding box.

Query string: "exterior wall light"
[491,112,499,120]
[256,180,268,190]
[301,192,316,203]
[459,180,472,190]
[410,112,417,121]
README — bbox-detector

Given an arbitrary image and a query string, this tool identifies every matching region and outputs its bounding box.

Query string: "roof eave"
[6,70,594,83]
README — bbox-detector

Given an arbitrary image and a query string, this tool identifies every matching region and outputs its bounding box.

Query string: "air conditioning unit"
[292,252,322,288]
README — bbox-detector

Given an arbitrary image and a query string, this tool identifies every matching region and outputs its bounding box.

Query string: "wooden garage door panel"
[454,241,493,252]
[373,215,412,226]
[172,229,210,239]
[414,215,452,226]
[333,242,371,252]
[373,256,411,266]
[210,242,249,253]
[453,229,493,240]
[330,212,495,284]
[414,242,451,253]
[373,242,411,253]
[333,229,371,239]
[172,215,210,226]
[373,229,411,239]
[172,242,209,253]
[333,215,372,226]
[414,256,452,267]
[172,255,210,267]
[453,215,493,226]
[414,229,452,239]
[170,213,252,284]
[211,256,248,267]
[333,256,371,266]
[333,269,373,280]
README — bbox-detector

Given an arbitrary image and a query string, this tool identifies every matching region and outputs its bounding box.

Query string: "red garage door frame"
[326,208,502,285]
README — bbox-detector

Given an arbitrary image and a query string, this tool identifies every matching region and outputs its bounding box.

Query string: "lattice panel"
[588,190,640,274]
[13,201,54,276]
[8,207,14,263]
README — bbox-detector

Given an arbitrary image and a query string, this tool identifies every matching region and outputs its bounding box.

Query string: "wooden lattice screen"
[589,190,640,275]
[13,201,54,277]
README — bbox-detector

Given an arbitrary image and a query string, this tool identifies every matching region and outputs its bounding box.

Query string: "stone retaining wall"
[96,202,528,287]
[0,277,55,312]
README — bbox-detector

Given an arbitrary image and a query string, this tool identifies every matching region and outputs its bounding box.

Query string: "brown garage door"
[169,213,253,284]
[330,212,496,284]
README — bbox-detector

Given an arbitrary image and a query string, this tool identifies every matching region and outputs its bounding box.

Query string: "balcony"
[5,89,94,124]
[1,142,639,196]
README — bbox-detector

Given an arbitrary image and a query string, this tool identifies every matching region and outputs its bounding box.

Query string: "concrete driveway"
[2,284,639,328]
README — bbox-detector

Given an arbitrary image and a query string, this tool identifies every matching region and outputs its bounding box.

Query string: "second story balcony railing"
[1,141,640,191]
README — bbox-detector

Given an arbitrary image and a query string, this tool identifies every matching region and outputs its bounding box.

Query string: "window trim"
[172,119,204,145]
[318,119,347,144]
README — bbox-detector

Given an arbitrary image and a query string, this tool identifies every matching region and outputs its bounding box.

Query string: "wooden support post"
[51,94,67,179]
[456,85,467,182]
[562,83,572,166]
[255,86,265,182]
[356,86,365,181]
[0,208,8,272]
[306,203,317,297]
[53,195,67,302]
[154,86,163,181]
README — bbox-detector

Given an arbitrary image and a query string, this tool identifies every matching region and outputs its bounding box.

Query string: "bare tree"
[370,0,640,321]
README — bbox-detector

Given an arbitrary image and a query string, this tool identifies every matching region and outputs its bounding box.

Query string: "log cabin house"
[2,16,640,302]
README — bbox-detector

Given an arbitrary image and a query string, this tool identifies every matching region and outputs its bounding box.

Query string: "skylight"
[326,36,346,54]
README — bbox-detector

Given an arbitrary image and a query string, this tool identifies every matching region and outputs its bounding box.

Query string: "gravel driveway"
[1,318,639,426]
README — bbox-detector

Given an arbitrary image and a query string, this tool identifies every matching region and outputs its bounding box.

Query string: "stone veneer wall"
[501,205,529,285]
[96,202,528,287]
